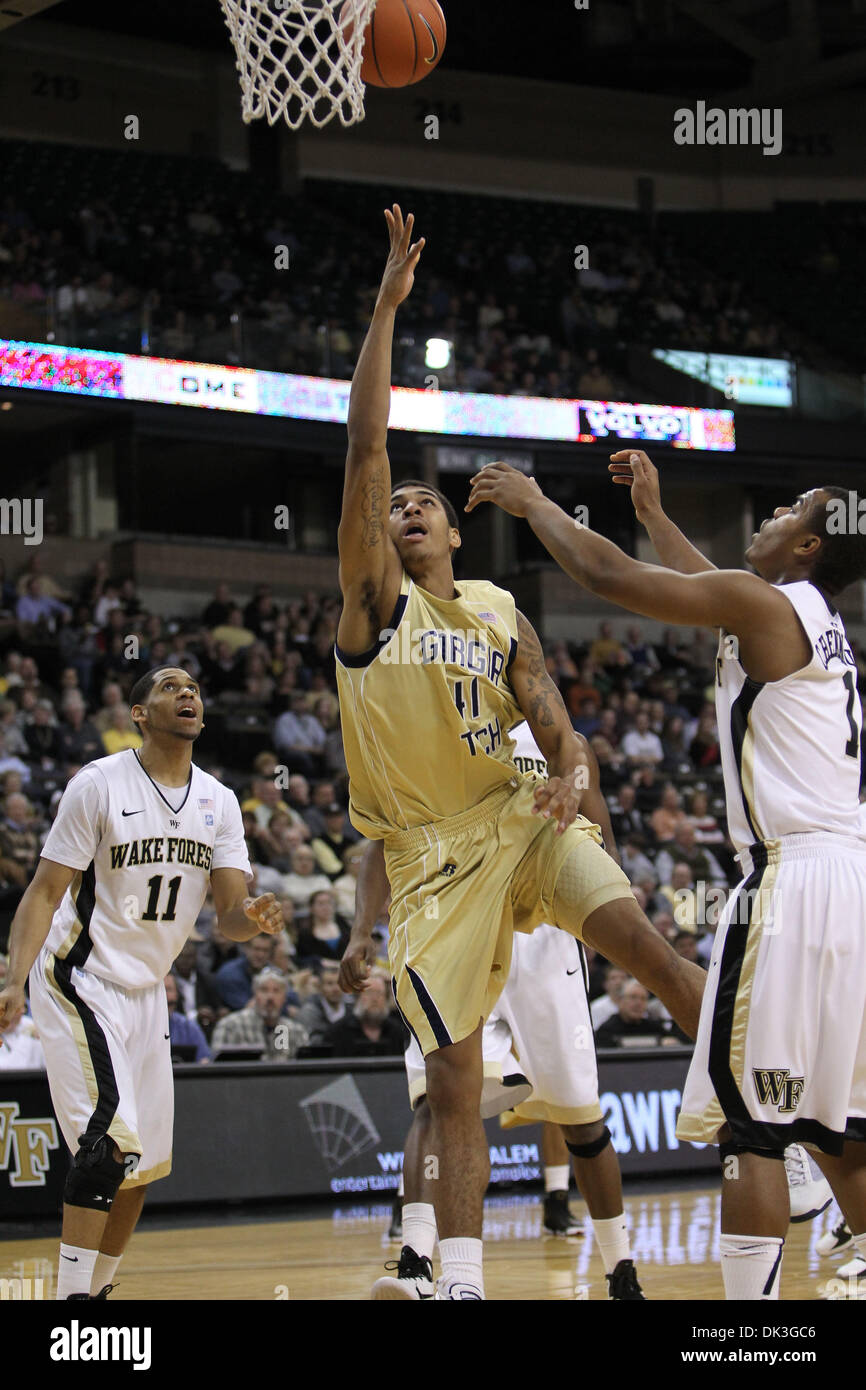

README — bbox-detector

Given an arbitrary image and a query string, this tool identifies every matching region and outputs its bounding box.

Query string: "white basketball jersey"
[509,720,547,779]
[716,580,866,853]
[41,750,251,990]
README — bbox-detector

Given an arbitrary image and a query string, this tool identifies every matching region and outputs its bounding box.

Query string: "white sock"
[402,1202,437,1261]
[91,1252,122,1295]
[853,1232,866,1262]
[438,1236,484,1299]
[720,1234,784,1300]
[545,1164,570,1193]
[57,1243,98,1300]
[592,1213,631,1274]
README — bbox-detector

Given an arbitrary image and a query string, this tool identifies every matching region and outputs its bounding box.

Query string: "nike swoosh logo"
[164,1034,170,1040]
[122,808,144,817]
[566,968,579,976]
[60,1254,79,1262]
[419,14,439,64]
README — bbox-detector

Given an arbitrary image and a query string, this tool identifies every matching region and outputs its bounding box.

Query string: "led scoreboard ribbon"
[0,339,735,451]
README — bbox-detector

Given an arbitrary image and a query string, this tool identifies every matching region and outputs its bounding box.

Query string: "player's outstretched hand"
[0,985,27,1038]
[377,205,425,312]
[532,774,584,835]
[608,450,662,524]
[465,461,544,517]
[242,893,283,936]
[339,932,378,995]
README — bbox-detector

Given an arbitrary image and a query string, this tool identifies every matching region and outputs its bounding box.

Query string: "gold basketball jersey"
[336,573,523,837]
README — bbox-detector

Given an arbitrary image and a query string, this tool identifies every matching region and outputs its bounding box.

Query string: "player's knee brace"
[719,1139,785,1167]
[63,1134,136,1212]
[566,1125,611,1160]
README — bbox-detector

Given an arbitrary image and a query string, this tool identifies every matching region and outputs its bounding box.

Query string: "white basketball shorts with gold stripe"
[677,833,866,1156]
[29,947,174,1187]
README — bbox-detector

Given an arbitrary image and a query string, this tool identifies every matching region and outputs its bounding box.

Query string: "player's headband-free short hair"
[390,480,459,532]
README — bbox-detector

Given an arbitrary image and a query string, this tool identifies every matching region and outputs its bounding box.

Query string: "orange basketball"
[341,0,446,89]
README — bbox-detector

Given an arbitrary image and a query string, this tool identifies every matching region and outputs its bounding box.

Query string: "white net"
[219,0,378,131]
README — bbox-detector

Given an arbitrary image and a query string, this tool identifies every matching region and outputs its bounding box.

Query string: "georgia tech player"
[467,450,866,1301]
[344,721,644,1301]
[336,207,704,1299]
[0,668,282,1300]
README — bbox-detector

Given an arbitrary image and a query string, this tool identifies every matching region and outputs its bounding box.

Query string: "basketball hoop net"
[219,0,378,130]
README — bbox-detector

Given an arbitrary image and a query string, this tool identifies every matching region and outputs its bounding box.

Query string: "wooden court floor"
[0,1185,854,1301]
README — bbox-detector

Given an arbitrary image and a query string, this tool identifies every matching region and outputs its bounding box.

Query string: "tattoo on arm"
[360,470,385,550]
[515,610,567,729]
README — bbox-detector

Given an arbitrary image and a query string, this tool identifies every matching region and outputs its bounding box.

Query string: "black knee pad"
[719,1140,786,1168]
[63,1134,137,1212]
[566,1125,611,1160]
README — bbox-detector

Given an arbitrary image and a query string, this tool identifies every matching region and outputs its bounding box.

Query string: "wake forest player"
[467,450,866,1302]
[0,668,282,1300]
[344,721,645,1301]
[335,206,704,1300]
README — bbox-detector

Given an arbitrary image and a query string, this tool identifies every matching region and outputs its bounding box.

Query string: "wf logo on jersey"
[752,1068,805,1113]
[441,862,456,877]
[0,1103,59,1187]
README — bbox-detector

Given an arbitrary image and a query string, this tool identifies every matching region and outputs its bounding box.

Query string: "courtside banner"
[0,1050,716,1217]
[0,338,735,448]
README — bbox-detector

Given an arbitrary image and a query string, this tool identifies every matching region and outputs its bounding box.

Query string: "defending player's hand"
[465,461,544,518]
[0,984,27,1039]
[377,205,425,312]
[608,450,662,524]
[242,892,283,936]
[532,774,584,835]
[339,933,378,995]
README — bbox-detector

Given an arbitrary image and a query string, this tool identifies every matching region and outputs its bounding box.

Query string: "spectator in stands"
[689,707,721,768]
[649,784,687,845]
[0,957,44,1069]
[302,780,347,839]
[294,888,351,965]
[589,620,623,668]
[210,605,256,655]
[686,787,725,846]
[0,793,39,880]
[55,694,103,766]
[656,822,727,889]
[609,782,645,843]
[214,932,274,1011]
[297,962,351,1044]
[311,802,356,878]
[659,863,700,934]
[621,711,664,766]
[171,936,225,1036]
[594,979,669,1047]
[281,844,331,914]
[273,690,326,776]
[673,931,704,967]
[589,964,628,1029]
[0,700,28,759]
[91,681,126,734]
[196,919,239,977]
[211,967,307,1061]
[164,974,212,1062]
[15,577,70,638]
[201,582,234,629]
[324,974,406,1057]
[101,706,142,755]
[332,842,367,920]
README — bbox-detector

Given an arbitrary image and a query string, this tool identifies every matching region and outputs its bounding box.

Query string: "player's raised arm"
[0,858,77,1036]
[608,450,717,575]
[509,611,592,835]
[466,463,808,681]
[337,206,425,654]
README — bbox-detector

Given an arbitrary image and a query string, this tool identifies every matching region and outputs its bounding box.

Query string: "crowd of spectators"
[2,552,864,1070]
[2,148,843,409]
